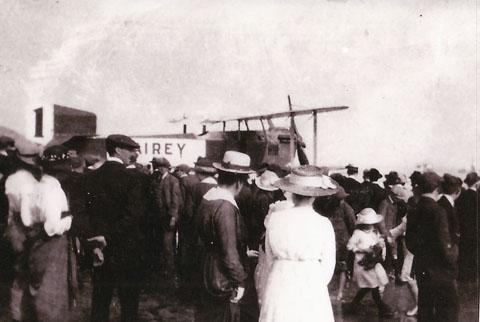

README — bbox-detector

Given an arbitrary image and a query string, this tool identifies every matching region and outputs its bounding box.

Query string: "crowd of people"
[0,133,478,322]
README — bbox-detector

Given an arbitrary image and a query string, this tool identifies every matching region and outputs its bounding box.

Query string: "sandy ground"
[1,269,477,322]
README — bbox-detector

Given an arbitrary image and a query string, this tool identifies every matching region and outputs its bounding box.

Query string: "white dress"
[347,229,389,288]
[259,205,336,322]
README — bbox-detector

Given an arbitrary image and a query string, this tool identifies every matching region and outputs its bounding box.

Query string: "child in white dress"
[345,208,394,318]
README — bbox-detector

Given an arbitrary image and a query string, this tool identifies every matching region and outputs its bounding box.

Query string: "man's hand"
[169,217,176,230]
[230,287,245,303]
[92,248,104,267]
[87,236,107,249]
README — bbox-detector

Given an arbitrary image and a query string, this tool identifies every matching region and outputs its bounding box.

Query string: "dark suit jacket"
[196,197,247,288]
[377,197,401,237]
[438,195,460,246]
[455,189,478,241]
[71,161,145,271]
[343,177,362,194]
[407,196,458,281]
[179,174,200,224]
[151,172,181,223]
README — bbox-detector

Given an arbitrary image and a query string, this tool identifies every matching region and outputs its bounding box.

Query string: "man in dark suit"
[455,172,479,281]
[362,168,387,211]
[72,134,145,322]
[174,163,199,299]
[151,157,181,287]
[406,172,459,322]
[343,164,362,194]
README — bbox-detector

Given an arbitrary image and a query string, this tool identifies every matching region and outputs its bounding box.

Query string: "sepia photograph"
[0,1,478,321]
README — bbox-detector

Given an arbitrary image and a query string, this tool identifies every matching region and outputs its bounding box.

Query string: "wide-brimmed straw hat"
[255,170,280,191]
[356,208,383,225]
[213,151,254,174]
[273,165,338,197]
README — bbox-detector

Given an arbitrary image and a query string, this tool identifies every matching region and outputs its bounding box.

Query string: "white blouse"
[5,170,71,236]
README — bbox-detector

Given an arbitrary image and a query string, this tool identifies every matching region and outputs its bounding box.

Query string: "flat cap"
[176,164,190,173]
[152,157,171,168]
[106,134,139,149]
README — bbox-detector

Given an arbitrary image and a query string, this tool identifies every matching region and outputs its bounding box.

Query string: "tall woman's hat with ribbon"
[213,150,254,174]
[274,165,338,197]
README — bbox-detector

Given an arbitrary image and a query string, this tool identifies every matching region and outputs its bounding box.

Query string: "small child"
[344,208,394,318]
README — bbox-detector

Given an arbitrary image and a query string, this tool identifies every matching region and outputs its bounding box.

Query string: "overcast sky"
[0,0,477,173]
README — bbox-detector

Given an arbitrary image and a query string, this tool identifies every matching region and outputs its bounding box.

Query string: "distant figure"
[175,163,200,300]
[343,164,361,194]
[259,165,337,322]
[455,172,479,282]
[362,168,387,211]
[150,157,181,288]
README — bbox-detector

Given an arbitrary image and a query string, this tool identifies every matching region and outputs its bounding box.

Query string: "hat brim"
[356,215,383,225]
[273,177,338,197]
[255,181,279,192]
[194,166,217,174]
[212,162,254,174]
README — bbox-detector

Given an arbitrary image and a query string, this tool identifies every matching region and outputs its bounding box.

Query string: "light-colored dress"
[347,228,389,288]
[259,205,336,322]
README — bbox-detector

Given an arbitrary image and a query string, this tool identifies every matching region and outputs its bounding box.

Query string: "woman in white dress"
[259,165,338,322]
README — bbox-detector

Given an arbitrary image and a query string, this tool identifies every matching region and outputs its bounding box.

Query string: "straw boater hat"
[213,151,254,174]
[356,208,383,225]
[194,157,217,174]
[255,170,280,191]
[273,165,338,197]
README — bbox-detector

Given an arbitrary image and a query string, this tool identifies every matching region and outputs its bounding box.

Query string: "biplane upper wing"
[202,106,349,124]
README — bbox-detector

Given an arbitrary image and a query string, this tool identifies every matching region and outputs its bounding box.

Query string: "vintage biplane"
[43,98,348,169]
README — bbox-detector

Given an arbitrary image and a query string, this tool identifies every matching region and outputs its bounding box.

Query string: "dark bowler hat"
[152,157,171,168]
[106,134,140,150]
[345,164,359,174]
[368,168,383,182]
[409,171,422,186]
[384,171,401,186]
[0,136,15,149]
[194,157,216,174]
[464,172,479,187]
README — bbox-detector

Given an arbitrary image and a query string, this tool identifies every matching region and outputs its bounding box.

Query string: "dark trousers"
[162,228,176,280]
[177,223,197,299]
[91,264,141,322]
[417,272,459,322]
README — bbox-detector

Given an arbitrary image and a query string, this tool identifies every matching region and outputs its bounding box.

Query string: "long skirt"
[11,234,74,322]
